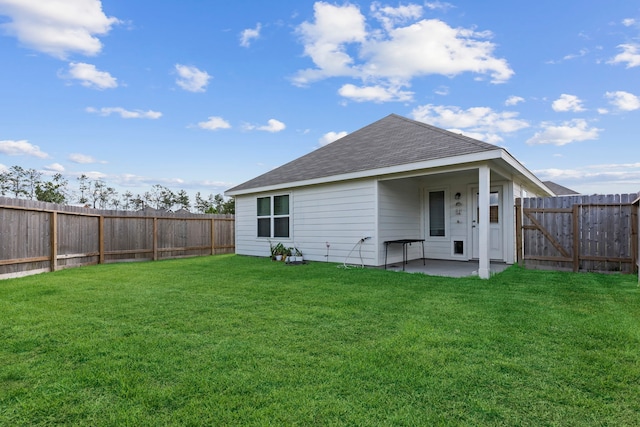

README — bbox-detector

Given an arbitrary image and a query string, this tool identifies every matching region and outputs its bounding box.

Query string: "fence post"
[515,199,522,265]
[572,205,579,272]
[631,200,638,276]
[50,211,58,272]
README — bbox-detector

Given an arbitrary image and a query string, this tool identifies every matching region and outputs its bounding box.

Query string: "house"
[225,114,554,278]
[542,181,579,196]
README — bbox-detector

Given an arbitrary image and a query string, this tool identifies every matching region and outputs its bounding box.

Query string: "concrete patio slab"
[384,259,510,278]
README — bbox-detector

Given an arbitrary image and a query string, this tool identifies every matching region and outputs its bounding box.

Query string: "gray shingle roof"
[542,181,580,195]
[227,114,500,193]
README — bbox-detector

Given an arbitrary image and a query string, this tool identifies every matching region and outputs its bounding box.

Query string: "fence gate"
[516,194,638,274]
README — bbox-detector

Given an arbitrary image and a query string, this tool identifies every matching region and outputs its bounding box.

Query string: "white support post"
[478,164,490,279]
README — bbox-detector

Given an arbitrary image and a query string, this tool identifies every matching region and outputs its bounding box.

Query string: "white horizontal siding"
[234,180,378,265]
[378,180,422,265]
[292,180,377,265]
[234,195,272,257]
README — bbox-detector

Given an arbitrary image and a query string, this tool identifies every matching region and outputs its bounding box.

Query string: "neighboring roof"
[542,181,580,196]
[227,114,500,194]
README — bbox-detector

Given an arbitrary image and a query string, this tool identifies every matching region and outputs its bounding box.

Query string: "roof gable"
[227,114,500,193]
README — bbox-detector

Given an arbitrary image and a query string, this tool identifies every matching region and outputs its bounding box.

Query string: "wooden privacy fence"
[516,193,638,274]
[635,195,640,281]
[0,197,235,279]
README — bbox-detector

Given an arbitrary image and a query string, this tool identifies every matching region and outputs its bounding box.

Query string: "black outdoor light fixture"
[455,192,461,199]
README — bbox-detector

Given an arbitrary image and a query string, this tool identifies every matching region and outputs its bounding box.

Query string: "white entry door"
[472,188,503,260]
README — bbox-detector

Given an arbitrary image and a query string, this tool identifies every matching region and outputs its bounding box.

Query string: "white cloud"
[175,64,211,93]
[106,173,144,188]
[196,179,234,188]
[86,107,162,119]
[319,131,347,146]
[552,94,585,112]
[69,153,98,163]
[622,18,636,27]
[425,2,454,11]
[294,2,366,85]
[44,163,65,172]
[0,139,48,158]
[411,104,529,143]
[240,23,261,47]
[81,170,107,180]
[371,2,423,31]
[243,119,286,133]
[562,48,588,61]
[609,44,640,68]
[258,119,286,133]
[66,62,117,89]
[505,96,524,106]
[526,119,601,146]
[447,129,503,144]
[197,116,231,130]
[338,83,412,102]
[0,0,120,59]
[361,19,513,83]
[293,2,513,101]
[434,85,449,96]
[0,163,7,173]
[605,91,640,111]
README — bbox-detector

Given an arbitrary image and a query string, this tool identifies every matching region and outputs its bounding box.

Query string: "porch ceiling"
[378,166,509,184]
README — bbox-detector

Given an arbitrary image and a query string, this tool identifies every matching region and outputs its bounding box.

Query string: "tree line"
[0,165,234,214]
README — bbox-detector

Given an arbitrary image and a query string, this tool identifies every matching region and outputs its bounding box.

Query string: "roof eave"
[499,150,555,196]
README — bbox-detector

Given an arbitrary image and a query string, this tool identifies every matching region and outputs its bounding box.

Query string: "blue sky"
[1,0,639,202]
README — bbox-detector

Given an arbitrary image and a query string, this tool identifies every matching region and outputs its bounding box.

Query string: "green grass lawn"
[1,255,639,426]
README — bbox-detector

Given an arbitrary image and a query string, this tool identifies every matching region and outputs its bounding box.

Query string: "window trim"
[256,194,291,239]
[257,196,271,238]
[425,188,448,240]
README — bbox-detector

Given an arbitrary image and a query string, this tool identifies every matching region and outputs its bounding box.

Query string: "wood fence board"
[0,256,50,266]
[57,214,99,257]
[0,197,235,279]
[578,195,588,271]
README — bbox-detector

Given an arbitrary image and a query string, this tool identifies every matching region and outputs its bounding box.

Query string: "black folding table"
[384,239,425,271]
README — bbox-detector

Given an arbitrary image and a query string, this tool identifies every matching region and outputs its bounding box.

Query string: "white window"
[428,190,445,237]
[476,192,500,224]
[257,195,290,238]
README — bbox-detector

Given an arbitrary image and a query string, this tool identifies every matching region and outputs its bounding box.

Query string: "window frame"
[256,194,291,239]
[426,188,448,239]
[257,196,271,238]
